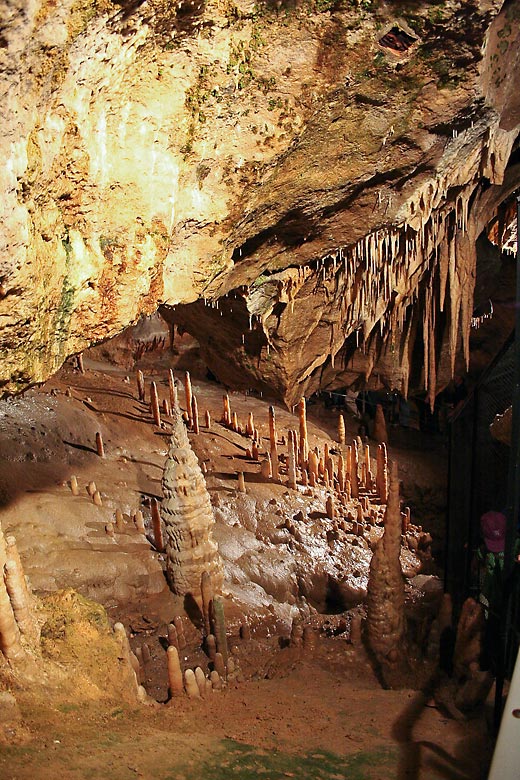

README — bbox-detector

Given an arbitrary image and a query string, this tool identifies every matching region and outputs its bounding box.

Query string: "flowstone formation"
[1,0,519,402]
[161,406,223,597]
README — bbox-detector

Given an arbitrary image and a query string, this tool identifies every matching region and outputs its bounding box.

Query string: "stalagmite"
[184,669,201,698]
[326,495,335,520]
[167,645,184,697]
[151,498,164,552]
[205,634,217,661]
[260,456,272,479]
[376,443,388,503]
[184,372,193,427]
[366,461,407,682]
[113,623,140,692]
[161,407,223,595]
[210,670,222,690]
[237,471,246,493]
[174,615,187,649]
[268,406,279,481]
[162,399,171,417]
[70,475,80,496]
[133,510,145,533]
[287,430,297,490]
[308,450,319,484]
[211,596,228,666]
[191,396,199,434]
[201,570,213,636]
[77,353,85,374]
[0,573,25,664]
[337,454,345,492]
[3,558,38,644]
[195,666,207,697]
[150,381,161,427]
[214,652,226,680]
[137,370,146,402]
[338,414,345,445]
[167,623,179,648]
[252,441,259,460]
[298,398,309,466]
[222,394,231,426]
[87,481,97,497]
[93,490,103,507]
[232,411,239,433]
[246,412,254,437]
[373,404,388,444]
[105,522,115,537]
[205,410,211,429]
[95,432,105,458]
[351,441,359,499]
[115,509,124,531]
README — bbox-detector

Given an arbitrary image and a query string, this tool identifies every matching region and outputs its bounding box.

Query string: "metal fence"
[446,330,520,679]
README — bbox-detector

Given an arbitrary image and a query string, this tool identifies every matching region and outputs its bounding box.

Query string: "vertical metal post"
[495,194,520,728]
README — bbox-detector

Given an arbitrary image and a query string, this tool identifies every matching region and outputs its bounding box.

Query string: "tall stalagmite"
[161,408,223,597]
[366,461,407,684]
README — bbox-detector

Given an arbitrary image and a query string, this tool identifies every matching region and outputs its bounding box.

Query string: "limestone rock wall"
[1,0,519,399]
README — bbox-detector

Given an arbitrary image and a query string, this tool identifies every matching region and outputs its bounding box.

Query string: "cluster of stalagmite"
[161,406,223,597]
[366,461,407,681]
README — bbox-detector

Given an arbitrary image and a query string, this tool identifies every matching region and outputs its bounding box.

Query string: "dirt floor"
[0,331,496,779]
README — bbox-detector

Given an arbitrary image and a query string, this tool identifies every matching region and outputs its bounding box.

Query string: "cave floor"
[0,344,493,779]
[2,658,493,780]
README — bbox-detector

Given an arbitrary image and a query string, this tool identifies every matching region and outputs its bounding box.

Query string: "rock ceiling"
[1,0,519,404]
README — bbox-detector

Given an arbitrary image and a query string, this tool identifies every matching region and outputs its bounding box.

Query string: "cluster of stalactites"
[263,180,477,407]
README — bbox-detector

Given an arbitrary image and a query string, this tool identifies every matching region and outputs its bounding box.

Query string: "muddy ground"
[0,331,495,779]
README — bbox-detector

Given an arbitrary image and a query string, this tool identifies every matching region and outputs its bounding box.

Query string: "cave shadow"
[62,440,97,454]
[184,593,204,630]
[81,399,148,424]
[390,671,492,780]
[71,384,137,402]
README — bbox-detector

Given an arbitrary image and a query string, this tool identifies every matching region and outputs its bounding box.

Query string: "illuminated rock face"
[1,0,519,399]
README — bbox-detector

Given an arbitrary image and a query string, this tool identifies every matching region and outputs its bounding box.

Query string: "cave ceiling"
[1,0,520,404]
